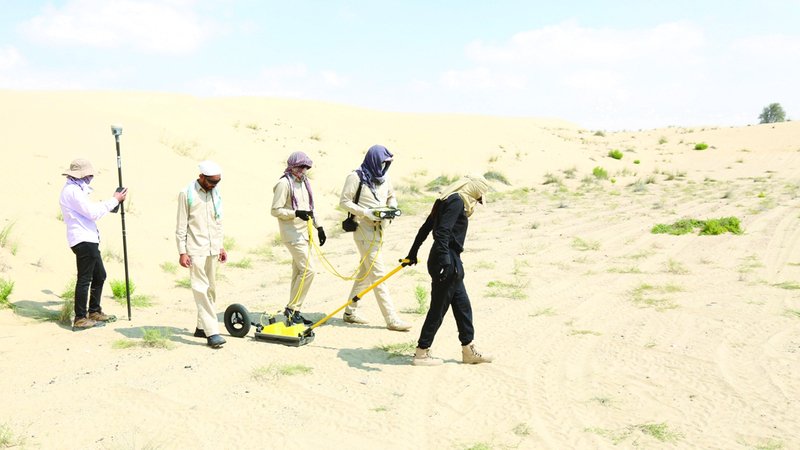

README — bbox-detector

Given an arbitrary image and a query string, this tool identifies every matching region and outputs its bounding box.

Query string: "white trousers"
[344,238,396,323]
[285,238,315,310]
[189,255,219,336]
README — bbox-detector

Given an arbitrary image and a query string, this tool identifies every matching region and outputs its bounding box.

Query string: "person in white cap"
[176,160,227,348]
[59,158,127,331]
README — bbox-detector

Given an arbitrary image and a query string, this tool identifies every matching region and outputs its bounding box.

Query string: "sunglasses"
[206,177,221,185]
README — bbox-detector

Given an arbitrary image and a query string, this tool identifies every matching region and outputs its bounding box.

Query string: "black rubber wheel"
[224,303,251,338]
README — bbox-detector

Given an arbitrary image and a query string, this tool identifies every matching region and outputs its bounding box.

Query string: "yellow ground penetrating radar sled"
[223,259,416,347]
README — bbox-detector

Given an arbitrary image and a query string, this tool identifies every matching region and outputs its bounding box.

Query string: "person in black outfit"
[404,174,494,366]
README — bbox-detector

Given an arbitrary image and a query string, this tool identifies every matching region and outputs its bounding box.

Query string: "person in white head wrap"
[403,173,495,366]
[338,145,411,332]
[175,160,227,348]
[271,151,325,325]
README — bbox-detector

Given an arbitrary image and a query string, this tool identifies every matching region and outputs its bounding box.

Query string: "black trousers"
[418,250,475,349]
[70,242,106,319]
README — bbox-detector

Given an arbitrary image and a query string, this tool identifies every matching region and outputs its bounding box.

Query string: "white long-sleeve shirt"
[176,180,224,256]
[339,172,397,242]
[271,176,317,244]
[59,180,120,248]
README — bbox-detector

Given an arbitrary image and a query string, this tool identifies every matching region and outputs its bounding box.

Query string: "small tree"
[759,103,786,124]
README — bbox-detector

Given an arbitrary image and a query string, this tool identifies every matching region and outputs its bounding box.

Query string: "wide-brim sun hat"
[62,158,97,178]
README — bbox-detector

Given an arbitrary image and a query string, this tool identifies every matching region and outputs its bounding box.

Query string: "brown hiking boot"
[462,343,495,364]
[72,317,106,331]
[412,347,443,366]
[88,310,117,322]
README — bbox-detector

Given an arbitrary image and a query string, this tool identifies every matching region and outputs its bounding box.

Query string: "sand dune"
[1,90,799,449]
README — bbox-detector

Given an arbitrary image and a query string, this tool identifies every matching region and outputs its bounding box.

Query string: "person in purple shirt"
[59,159,127,331]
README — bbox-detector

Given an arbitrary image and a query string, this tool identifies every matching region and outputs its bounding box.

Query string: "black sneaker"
[193,328,206,338]
[290,310,313,325]
[207,334,226,348]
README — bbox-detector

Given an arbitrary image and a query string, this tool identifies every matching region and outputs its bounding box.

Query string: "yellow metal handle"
[303,261,414,335]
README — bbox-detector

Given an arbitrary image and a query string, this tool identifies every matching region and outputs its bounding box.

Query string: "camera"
[111,124,123,136]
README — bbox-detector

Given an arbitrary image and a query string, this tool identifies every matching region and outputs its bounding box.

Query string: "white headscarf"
[438,173,489,217]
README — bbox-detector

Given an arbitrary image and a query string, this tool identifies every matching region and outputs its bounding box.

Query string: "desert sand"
[1,90,799,449]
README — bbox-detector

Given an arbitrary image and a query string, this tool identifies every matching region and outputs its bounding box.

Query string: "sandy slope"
[1,90,799,449]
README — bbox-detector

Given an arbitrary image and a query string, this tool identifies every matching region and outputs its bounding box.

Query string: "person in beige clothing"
[339,145,411,332]
[271,151,326,325]
[176,160,227,348]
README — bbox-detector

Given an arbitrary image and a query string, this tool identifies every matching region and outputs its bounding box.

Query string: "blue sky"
[1,0,798,130]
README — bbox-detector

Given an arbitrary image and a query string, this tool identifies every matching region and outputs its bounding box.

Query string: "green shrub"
[695,143,708,150]
[61,279,76,299]
[426,175,460,191]
[594,131,605,137]
[484,171,510,185]
[652,217,742,235]
[699,217,742,235]
[608,149,623,160]
[652,219,705,235]
[412,284,429,314]
[633,160,640,164]
[59,298,74,324]
[543,172,563,185]
[0,277,14,308]
[658,137,668,144]
[110,279,136,299]
[593,167,608,179]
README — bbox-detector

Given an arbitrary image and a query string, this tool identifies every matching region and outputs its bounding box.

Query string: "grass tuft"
[376,340,417,359]
[110,279,136,299]
[223,235,237,250]
[253,363,313,380]
[229,257,254,269]
[160,261,178,274]
[572,237,601,251]
[695,142,709,150]
[0,220,17,248]
[484,171,510,185]
[543,172,563,185]
[403,284,429,314]
[608,149,623,160]
[249,246,276,260]
[113,327,174,350]
[0,277,15,309]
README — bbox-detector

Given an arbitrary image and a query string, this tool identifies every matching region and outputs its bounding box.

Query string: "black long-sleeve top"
[409,194,469,267]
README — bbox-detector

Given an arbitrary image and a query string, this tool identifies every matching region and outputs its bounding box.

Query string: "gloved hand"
[438,264,455,283]
[403,248,418,266]
[295,210,311,221]
[317,227,326,246]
